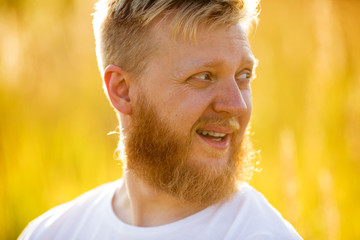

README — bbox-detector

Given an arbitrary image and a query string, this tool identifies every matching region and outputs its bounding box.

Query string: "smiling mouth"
[196,130,227,142]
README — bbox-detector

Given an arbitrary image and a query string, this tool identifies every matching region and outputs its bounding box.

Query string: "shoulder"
[18,180,120,240]
[221,183,302,239]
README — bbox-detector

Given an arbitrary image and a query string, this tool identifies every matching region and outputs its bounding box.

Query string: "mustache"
[191,117,240,133]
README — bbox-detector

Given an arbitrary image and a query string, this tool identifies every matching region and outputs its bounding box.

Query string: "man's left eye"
[237,72,251,79]
[236,71,252,89]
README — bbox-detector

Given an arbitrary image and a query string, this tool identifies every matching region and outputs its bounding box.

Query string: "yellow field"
[1,0,359,239]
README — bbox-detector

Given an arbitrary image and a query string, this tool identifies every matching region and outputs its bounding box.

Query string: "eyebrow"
[177,54,257,75]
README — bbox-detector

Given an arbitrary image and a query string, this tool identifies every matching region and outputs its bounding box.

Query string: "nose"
[212,79,250,118]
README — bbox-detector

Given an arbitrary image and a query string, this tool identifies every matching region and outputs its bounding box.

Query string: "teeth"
[197,130,226,138]
[210,131,226,137]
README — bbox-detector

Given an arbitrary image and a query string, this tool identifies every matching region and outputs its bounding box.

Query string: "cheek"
[154,85,216,131]
[239,90,252,127]
[166,98,211,132]
[242,89,252,112]
[169,104,204,131]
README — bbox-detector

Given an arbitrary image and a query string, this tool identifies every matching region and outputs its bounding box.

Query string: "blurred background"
[0,0,359,239]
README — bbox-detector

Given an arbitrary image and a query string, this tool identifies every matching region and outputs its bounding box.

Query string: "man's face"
[124,22,255,205]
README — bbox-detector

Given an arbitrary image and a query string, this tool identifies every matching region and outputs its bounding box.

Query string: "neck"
[112,170,206,227]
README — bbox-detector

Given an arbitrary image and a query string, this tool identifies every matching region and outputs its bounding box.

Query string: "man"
[19,0,302,239]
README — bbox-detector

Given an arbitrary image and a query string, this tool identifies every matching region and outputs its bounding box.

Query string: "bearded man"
[19,0,302,239]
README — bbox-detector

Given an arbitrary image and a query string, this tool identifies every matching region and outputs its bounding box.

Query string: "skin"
[104,21,256,227]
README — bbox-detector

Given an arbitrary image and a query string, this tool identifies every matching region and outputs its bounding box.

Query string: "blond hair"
[93,0,260,76]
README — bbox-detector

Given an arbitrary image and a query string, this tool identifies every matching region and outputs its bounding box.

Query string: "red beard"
[122,94,254,206]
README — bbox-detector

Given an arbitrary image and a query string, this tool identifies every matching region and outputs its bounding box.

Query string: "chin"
[191,155,231,173]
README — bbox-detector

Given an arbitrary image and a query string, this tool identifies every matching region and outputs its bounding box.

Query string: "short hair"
[92,0,260,77]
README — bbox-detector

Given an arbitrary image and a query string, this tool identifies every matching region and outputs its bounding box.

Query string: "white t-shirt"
[19,180,302,240]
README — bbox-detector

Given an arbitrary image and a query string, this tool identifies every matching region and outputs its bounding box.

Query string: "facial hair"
[122,95,251,207]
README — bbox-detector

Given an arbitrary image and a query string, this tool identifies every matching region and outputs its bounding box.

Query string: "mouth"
[196,128,231,150]
[196,130,227,142]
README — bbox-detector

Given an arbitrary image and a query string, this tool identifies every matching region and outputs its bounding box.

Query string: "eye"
[191,72,212,81]
[186,72,214,88]
[237,72,252,79]
[236,71,252,89]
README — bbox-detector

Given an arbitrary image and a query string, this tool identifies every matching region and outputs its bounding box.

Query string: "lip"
[196,133,230,150]
[197,125,233,134]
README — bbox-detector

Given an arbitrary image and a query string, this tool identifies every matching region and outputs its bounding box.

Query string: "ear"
[103,64,132,115]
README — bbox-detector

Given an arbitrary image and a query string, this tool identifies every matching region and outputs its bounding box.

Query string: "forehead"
[148,21,255,73]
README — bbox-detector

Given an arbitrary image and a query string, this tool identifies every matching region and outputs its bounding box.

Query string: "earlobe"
[104,64,132,115]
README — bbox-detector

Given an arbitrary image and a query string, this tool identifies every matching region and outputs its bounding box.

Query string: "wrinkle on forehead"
[151,17,249,44]
[185,23,249,46]
[155,23,251,58]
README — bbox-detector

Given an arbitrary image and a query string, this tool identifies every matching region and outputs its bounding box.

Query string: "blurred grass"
[0,0,359,239]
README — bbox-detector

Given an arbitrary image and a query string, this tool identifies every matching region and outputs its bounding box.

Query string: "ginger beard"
[123,95,250,207]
